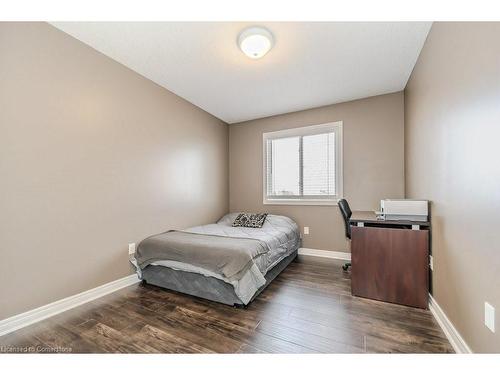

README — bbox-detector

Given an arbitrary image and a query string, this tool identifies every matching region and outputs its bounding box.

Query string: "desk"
[349,211,429,309]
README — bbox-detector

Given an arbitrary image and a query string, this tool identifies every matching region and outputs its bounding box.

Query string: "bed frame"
[141,249,298,306]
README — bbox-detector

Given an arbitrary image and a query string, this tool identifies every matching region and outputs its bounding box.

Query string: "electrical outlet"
[485,302,495,333]
[303,226,309,235]
[128,243,136,255]
[429,255,434,271]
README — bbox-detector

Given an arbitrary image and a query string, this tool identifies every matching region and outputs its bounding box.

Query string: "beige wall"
[405,22,500,352]
[0,23,229,319]
[229,92,405,252]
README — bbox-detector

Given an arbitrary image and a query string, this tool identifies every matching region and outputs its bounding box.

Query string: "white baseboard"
[428,294,472,353]
[0,274,140,337]
[298,247,351,261]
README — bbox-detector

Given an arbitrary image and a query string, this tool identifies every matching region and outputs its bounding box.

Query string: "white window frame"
[262,121,343,206]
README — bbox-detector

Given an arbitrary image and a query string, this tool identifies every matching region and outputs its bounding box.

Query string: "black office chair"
[338,198,352,271]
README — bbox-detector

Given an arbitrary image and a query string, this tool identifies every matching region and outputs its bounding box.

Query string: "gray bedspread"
[136,230,269,281]
[133,213,300,304]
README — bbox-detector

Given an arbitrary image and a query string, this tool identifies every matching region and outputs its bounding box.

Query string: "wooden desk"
[349,211,429,309]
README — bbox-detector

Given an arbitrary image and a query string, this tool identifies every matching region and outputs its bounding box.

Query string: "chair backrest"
[338,199,352,239]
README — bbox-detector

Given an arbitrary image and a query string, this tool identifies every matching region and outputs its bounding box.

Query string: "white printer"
[379,199,428,221]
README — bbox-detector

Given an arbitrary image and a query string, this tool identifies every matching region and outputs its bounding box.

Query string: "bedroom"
[1,0,499,372]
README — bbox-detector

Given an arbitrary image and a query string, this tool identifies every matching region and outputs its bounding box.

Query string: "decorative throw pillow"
[232,213,268,228]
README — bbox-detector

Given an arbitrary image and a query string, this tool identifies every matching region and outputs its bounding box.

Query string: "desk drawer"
[351,226,429,309]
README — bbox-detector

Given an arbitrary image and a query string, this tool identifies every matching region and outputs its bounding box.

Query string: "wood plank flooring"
[0,256,453,353]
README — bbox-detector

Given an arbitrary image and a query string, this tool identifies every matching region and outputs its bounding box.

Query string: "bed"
[131,213,301,306]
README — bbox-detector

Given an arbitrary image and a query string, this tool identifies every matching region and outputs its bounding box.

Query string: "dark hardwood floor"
[0,256,453,353]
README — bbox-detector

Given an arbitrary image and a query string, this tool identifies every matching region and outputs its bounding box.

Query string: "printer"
[379,199,428,221]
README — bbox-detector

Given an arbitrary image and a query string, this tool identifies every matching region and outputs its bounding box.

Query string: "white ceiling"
[51,22,431,124]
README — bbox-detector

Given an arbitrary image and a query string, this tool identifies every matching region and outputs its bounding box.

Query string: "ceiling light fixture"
[238,26,274,59]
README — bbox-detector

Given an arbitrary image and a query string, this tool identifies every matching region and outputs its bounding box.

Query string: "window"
[263,122,343,205]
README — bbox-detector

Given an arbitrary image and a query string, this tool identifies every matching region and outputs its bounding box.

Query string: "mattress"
[142,250,298,306]
[153,213,300,275]
[144,213,300,304]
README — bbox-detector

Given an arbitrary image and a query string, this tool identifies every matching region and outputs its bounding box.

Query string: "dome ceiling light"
[238,26,274,59]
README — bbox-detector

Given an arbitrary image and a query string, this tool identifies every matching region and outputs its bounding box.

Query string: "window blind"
[265,125,339,201]
[303,132,336,197]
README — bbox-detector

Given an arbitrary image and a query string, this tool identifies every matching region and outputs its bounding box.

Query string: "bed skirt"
[141,249,298,306]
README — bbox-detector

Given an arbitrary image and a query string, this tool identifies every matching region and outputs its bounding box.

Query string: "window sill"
[263,198,339,206]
